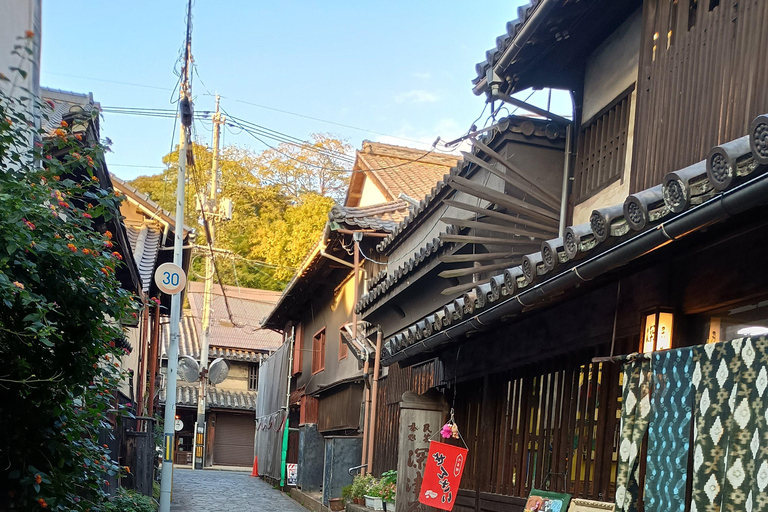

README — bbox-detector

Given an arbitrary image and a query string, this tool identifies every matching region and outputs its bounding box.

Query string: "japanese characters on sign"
[418,440,468,511]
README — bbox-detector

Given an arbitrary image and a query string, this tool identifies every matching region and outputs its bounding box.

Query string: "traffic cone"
[250,456,259,477]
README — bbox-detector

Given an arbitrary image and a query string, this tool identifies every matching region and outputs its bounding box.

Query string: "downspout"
[365,330,383,475]
[559,124,572,237]
[384,169,768,365]
[280,325,295,488]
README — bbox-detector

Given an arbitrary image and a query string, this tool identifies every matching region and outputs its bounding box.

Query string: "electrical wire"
[358,245,387,266]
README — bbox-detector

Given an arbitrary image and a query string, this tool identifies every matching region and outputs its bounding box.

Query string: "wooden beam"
[470,137,562,206]
[439,260,521,279]
[439,251,517,263]
[461,151,560,211]
[443,199,559,234]
[439,233,542,250]
[441,278,490,296]
[448,176,560,227]
[441,216,553,240]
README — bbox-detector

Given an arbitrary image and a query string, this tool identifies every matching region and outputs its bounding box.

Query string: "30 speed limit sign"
[154,262,187,295]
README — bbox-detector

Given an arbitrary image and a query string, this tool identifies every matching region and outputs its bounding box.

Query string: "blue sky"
[40,1,569,181]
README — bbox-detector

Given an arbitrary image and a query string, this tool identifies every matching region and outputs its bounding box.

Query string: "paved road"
[169,468,307,511]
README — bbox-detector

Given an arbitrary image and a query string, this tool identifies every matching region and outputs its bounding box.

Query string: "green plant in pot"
[380,470,396,511]
[351,474,373,505]
[365,479,385,511]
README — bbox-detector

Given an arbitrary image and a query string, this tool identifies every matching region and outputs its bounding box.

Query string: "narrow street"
[169,469,306,512]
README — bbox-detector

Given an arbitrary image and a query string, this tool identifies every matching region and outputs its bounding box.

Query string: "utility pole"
[159,1,192,510]
[193,95,225,470]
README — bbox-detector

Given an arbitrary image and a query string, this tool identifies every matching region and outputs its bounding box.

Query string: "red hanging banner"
[418,440,468,511]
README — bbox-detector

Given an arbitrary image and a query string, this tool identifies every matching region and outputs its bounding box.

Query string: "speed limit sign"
[154,262,187,295]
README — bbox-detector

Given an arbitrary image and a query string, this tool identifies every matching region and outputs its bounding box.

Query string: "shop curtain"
[615,358,652,512]
[644,347,695,512]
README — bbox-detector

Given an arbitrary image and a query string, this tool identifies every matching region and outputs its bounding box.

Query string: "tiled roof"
[471,1,543,91]
[186,282,283,351]
[328,200,411,233]
[40,88,99,136]
[351,141,460,204]
[374,115,561,254]
[124,222,162,293]
[112,175,192,233]
[381,116,768,365]
[160,383,258,411]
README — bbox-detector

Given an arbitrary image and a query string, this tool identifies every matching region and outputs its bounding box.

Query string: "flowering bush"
[0,36,139,511]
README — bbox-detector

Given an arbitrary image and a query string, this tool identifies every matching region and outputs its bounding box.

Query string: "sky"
[39,1,571,182]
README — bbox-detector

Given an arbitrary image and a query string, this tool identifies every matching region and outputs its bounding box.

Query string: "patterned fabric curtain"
[691,337,768,512]
[644,347,695,512]
[615,358,652,512]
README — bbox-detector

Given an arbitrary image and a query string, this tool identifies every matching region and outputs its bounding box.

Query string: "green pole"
[280,414,289,487]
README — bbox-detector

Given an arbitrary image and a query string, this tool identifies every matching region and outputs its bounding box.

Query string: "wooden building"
[159,283,282,467]
[355,1,768,511]
[261,142,458,504]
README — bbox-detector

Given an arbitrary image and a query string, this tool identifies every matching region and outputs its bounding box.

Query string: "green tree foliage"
[0,58,139,510]
[127,134,350,290]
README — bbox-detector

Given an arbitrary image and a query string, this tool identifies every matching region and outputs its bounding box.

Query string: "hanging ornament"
[440,408,461,439]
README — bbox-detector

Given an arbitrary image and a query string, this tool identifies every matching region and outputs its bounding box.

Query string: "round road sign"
[154,262,187,295]
[174,419,184,431]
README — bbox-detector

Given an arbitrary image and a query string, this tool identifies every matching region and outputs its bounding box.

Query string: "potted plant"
[341,484,353,503]
[380,470,397,511]
[351,474,373,505]
[364,478,385,511]
[329,497,345,511]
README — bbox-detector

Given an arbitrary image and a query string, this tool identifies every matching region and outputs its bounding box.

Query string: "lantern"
[641,308,675,353]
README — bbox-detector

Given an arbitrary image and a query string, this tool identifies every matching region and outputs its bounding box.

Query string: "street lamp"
[641,308,675,353]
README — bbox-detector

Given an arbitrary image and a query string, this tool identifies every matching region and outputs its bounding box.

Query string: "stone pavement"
[169,468,308,511]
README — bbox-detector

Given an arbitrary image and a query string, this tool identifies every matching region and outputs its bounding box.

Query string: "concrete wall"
[299,424,325,492]
[0,0,41,99]
[322,436,363,505]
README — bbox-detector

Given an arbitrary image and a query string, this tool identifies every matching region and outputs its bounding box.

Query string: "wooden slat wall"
[372,359,444,476]
[453,359,622,510]
[317,382,362,432]
[631,0,768,192]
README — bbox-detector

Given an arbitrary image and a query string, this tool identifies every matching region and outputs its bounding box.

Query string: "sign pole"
[159,1,192,501]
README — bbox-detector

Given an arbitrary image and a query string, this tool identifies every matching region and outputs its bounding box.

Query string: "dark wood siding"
[574,86,634,202]
[372,359,444,476]
[293,323,303,376]
[213,412,255,467]
[317,382,363,433]
[299,395,319,425]
[453,358,622,508]
[631,0,768,192]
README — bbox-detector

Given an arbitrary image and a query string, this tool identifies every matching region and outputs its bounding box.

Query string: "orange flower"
[82,248,91,255]
[60,120,68,128]
[37,498,47,508]
[104,230,113,239]
[114,190,122,198]
[82,213,92,219]
[85,156,94,167]
[35,474,42,484]
[92,363,98,369]
[104,240,113,248]
[71,152,81,159]
[54,233,60,239]
[67,243,77,252]
[12,281,24,290]
[75,134,83,141]
[4,118,11,126]
[53,128,66,138]
[112,251,122,260]
[25,30,34,39]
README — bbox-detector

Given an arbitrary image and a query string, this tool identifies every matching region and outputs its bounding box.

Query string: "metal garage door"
[213,413,255,467]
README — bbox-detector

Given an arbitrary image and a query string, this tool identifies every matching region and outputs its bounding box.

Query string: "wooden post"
[147,304,161,417]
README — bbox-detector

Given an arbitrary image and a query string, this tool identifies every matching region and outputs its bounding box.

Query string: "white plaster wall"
[573,89,638,225]
[582,8,641,122]
[358,177,388,207]
[119,327,141,400]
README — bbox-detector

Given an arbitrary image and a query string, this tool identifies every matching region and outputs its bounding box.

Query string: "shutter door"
[213,413,255,467]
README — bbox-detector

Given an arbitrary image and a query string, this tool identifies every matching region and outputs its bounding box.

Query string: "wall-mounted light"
[641,308,675,353]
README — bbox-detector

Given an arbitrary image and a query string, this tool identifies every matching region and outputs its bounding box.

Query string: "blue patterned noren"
[644,347,694,512]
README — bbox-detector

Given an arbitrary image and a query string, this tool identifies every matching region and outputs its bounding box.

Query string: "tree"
[127,134,349,290]
[256,133,352,203]
[0,70,138,511]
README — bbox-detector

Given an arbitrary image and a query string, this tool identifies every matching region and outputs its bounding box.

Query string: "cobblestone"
[169,468,307,511]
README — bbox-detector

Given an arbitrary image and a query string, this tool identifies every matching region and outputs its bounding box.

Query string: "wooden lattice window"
[248,364,258,391]
[574,85,634,202]
[312,328,326,374]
